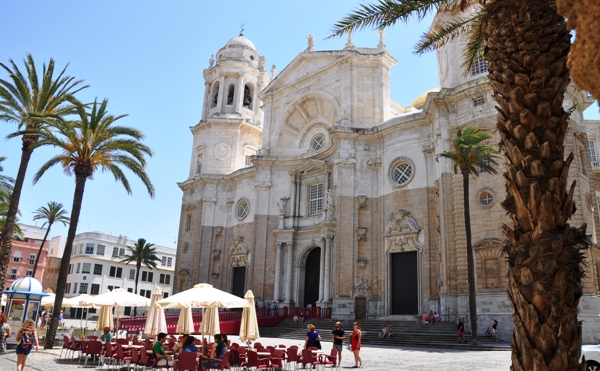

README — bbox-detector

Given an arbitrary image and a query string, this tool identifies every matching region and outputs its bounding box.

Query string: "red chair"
[116,338,129,345]
[270,350,285,370]
[114,343,133,369]
[245,350,269,370]
[138,347,154,370]
[151,357,173,370]
[254,342,263,349]
[301,349,323,370]
[130,347,140,371]
[83,340,104,368]
[177,351,199,371]
[59,336,71,359]
[266,346,276,354]
[87,335,99,340]
[208,351,230,371]
[286,348,300,370]
[228,348,241,371]
[69,337,83,360]
[229,343,239,350]
[321,348,337,367]
[103,342,116,369]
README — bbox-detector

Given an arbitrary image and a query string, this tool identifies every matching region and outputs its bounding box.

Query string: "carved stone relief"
[230,237,250,267]
[384,209,423,254]
[353,277,370,297]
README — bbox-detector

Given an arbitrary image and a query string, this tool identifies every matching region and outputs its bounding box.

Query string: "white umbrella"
[144,287,167,337]
[239,290,260,341]
[201,306,220,336]
[175,307,195,334]
[81,288,151,307]
[155,283,248,309]
[65,294,96,329]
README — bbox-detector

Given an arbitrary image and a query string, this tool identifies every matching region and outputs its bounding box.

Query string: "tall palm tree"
[31,201,70,278]
[34,98,155,349]
[120,238,160,316]
[331,1,589,368]
[436,126,502,345]
[0,54,87,288]
[0,157,21,242]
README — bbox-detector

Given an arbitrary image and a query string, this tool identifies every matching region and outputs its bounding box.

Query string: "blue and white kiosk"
[2,277,48,346]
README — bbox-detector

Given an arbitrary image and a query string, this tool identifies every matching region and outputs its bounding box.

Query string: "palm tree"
[120,238,161,316]
[436,126,502,345]
[31,201,70,278]
[33,98,155,349]
[0,54,87,289]
[331,1,589,368]
[0,157,21,242]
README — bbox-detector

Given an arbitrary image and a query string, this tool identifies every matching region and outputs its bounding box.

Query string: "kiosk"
[2,277,48,346]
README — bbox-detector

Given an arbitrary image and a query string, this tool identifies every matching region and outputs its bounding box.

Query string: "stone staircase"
[259,318,509,351]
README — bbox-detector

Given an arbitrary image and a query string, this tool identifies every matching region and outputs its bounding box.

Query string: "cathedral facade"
[175,24,600,341]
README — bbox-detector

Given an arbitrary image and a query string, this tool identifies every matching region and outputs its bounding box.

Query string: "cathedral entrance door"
[355,297,367,320]
[232,266,246,298]
[390,251,418,314]
[303,248,321,307]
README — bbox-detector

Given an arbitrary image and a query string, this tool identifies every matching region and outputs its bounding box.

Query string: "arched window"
[227,84,235,105]
[211,81,220,108]
[243,83,254,109]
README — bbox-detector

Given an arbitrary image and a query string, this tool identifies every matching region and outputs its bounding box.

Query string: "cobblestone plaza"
[0,336,511,371]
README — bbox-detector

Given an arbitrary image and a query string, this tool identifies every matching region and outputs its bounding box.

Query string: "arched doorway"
[390,251,418,314]
[303,248,321,307]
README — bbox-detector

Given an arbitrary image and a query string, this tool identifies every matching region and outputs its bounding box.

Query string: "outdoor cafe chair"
[208,351,230,371]
[59,335,70,359]
[245,350,270,370]
[116,338,129,345]
[320,348,337,368]
[130,346,140,371]
[176,351,199,371]
[69,336,83,360]
[115,343,133,369]
[103,342,116,369]
[301,349,323,371]
[87,335,99,340]
[266,346,276,354]
[83,340,104,368]
[270,349,285,370]
[137,346,154,370]
[285,348,300,371]
[228,348,241,371]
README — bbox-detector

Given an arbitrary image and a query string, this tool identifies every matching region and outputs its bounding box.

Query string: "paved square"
[0,336,511,371]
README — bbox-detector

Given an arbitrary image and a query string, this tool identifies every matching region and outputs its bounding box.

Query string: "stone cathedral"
[175,16,600,341]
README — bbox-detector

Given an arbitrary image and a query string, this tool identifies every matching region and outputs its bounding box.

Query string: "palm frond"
[415,15,477,55]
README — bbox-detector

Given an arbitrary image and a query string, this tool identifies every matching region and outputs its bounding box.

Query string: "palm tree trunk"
[484,0,588,369]
[461,168,478,345]
[0,142,34,289]
[134,262,141,317]
[31,222,52,278]
[44,174,87,349]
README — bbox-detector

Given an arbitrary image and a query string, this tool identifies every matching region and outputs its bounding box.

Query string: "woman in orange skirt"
[351,322,362,368]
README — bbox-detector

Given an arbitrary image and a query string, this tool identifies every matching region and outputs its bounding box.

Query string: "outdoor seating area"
[60,333,338,371]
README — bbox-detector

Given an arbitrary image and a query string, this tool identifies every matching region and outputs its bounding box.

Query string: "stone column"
[318,239,325,303]
[274,242,282,302]
[234,72,245,112]
[201,82,210,121]
[324,236,332,302]
[217,77,225,111]
[289,173,297,229]
[285,242,294,304]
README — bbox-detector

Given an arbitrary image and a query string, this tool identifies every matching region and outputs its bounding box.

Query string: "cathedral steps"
[258,318,510,350]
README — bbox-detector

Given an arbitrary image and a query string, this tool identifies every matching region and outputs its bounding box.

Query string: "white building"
[48,232,176,317]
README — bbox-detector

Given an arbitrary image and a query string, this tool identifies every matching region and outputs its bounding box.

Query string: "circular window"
[236,198,250,220]
[250,55,255,60]
[311,135,325,151]
[480,192,494,206]
[389,158,414,187]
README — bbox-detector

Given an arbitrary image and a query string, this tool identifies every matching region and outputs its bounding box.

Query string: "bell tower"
[190,34,270,177]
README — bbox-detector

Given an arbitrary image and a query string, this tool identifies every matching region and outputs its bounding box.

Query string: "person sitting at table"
[153,332,174,367]
[173,335,198,370]
[172,334,189,354]
[100,327,112,342]
[200,333,227,371]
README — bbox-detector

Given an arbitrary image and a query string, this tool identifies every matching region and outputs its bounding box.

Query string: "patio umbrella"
[201,306,221,337]
[65,294,96,329]
[83,289,150,334]
[175,307,195,334]
[96,305,114,330]
[239,290,260,342]
[155,283,248,309]
[144,287,167,337]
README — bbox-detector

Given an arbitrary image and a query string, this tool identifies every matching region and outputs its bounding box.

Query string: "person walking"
[304,324,321,349]
[492,319,499,342]
[0,313,12,354]
[331,321,345,367]
[16,319,38,371]
[457,318,466,344]
[351,322,362,368]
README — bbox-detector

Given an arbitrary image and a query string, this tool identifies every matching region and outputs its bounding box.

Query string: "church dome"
[225,35,256,50]
[9,277,44,294]
[410,87,441,109]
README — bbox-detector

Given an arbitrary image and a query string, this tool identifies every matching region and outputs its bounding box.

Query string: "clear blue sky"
[1,1,598,248]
